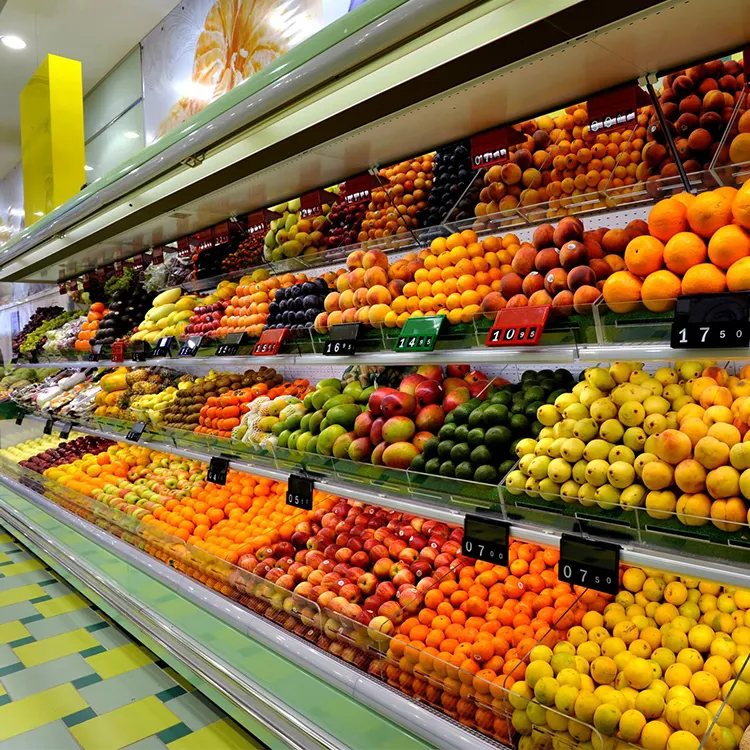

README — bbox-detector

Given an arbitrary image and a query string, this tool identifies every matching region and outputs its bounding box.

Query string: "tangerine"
[648,198,688,241]
[624,235,664,276]
[707,224,750,270]
[641,270,681,312]
[663,232,707,275]
[602,271,643,313]
[686,191,733,238]
[680,264,726,295]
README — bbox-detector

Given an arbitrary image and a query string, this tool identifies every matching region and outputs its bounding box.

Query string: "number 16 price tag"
[559,534,620,595]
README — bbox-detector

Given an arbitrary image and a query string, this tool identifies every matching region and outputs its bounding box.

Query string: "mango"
[146,303,177,321]
[311,388,339,410]
[152,288,182,307]
[309,410,326,435]
[326,404,362,431]
[174,297,197,312]
[317,425,348,456]
[333,432,357,459]
[317,378,343,391]
[296,431,314,453]
[322,394,355,411]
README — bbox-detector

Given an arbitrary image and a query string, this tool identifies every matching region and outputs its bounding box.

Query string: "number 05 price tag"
[559,534,620,595]
[286,473,314,511]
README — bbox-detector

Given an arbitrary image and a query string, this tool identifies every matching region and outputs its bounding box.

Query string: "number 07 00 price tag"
[559,534,620,595]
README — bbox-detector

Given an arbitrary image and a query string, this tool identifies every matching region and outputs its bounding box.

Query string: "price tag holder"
[88,345,103,362]
[217,332,249,357]
[43,418,55,435]
[252,328,289,356]
[15,411,24,426]
[130,341,150,362]
[463,514,510,565]
[559,534,620,595]
[178,335,204,357]
[57,422,72,439]
[151,336,174,358]
[246,209,282,237]
[299,189,336,220]
[111,342,124,363]
[470,126,526,169]
[207,457,229,486]
[323,323,360,356]
[671,293,750,348]
[342,172,380,204]
[487,305,549,347]
[587,83,649,133]
[394,316,444,352]
[286,473,314,511]
[126,421,147,443]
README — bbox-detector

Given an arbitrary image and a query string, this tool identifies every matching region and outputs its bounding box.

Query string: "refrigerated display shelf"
[15,412,750,591]
[0,471,501,750]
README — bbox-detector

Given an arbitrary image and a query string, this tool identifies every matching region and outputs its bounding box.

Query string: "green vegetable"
[20,311,79,353]
[104,267,134,304]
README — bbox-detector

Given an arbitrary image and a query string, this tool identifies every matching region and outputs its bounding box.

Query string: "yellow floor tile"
[85,642,156,679]
[0,534,14,543]
[0,683,5,696]
[0,683,88,741]
[167,719,261,750]
[14,628,100,668]
[71,695,179,750]
[0,583,46,607]
[0,559,45,577]
[0,552,10,563]
[35,592,89,618]
[0,620,30,645]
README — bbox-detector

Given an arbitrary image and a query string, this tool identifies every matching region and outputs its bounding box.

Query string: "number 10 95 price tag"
[558,534,620,595]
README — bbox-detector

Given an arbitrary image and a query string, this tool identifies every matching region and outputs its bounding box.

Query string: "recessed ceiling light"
[84,165,93,171]
[33,211,43,217]
[123,131,139,139]
[1,35,26,50]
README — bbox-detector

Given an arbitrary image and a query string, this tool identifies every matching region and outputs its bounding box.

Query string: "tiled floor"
[0,529,267,750]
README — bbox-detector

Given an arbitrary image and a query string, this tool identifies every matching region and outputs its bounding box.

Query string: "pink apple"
[392,568,416,586]
[372,558,392,579]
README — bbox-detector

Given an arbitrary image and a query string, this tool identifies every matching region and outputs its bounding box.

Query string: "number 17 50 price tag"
[671,293,750,349]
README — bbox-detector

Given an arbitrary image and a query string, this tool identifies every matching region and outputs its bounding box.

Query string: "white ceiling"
[0,0,179,178]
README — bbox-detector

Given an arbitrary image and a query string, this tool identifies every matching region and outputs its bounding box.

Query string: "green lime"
[474,465,498,484]
[439,460,455,477]
[530,420,544,437]
[485,426,512,449]
[423,437,440,458]
[468,408,485,429]
[467,398,482,410]
[499,459,516,476]
[489,391,512,407]
[511,402,526,415]
[437,440,455,460]
[510,413,529,432]
[523,385,545,402]
[444,411,455,424]
[425,457,441,474]
[539,378,558,393]
[510,439,520,455]
[525,401,544,419]
[453,424,470,443]
[410,454,426,473]
[538,369,554,380]
[483,404,509,427]
[455,461,474,480]
[547,389,566,404]
[450,442,471,464]
[521,370,538,383]
[452,404,472,424]
[470,445,492,466]
[439,423,456,441]
[554,368,572,382]
[467,428,486,447]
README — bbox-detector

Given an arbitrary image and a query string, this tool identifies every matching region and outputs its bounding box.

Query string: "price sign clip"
[207,457,230,486]
[43,418,55,435]
[178,335,204,357]
[286,473,315,511]
[216,332,249,357]
[130,341,151,362]
[323,322,361,356]
[671,292,750,348]
[15,410,24,426]
[58,422,72,440]
[126,421,147,443]
[252,328,289,356]
[151,336,174,358]
[88,345,103,362]
[559,533,620,596]
[487,305,549,347]
[463,514,510,565]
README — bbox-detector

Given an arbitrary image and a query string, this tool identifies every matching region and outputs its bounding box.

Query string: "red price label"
[253,328,289,356]
[151,247,164,265]
[178,237,192,259]
[744,46,750,84]
[300,189,336,219]
[58,282,67,295]
[587,84,649,133]
[66,279,77,293]
[246,209,281,237]
[81,273,91,290]
[132,254,144,272]
[343,173,380,204]
[113,261,123,277]
[486,306,549,347]
[470,126,526,169]
[212,222,230,245]
[111,342,124,363]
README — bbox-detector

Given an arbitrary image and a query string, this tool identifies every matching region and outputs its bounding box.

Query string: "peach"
[363,249,389,270]
[522,271,545,296]
[680,94,702,114]
[388,279,406,299]
[697,77,718,96]
[481,292,506,320]
[341,308,356,323]
[327,311,343,326]
[368,304,391,328]
[572,285,600,314]
[324,292,341,313]
[710,497,746,532]
[567,266,596,291]
[674,112,699,135]
[314,312,329,335]
[535,248,560,274]
[589,259,612,281]
[626,219,649,237]
[705,59,725,78]
[500,272,523,298]
[353,288,369,308]
[348,268,366,289]
[339,289,355,310]
[583,237,605,260]
[512,148,532,171]
[528,290,553,307]
[603,255,626,273]
[544,268,567,295]
[705,466,740,499]
[601,229,631,255]
[364,267,388,288]
[694,436,730,470]
[532,224,555,250]
[700,111,723,135]
[388,260,410,281]
[672,75,694,97]
[511,245,537,276]
[506,294,528,308]
[355,306,371,325]
[366,285,392,306]
[687,128,712,152]
[674,459,707,494]
[553,218,583,248]
[655,429,693,464]
[347,249,365,269]
[336,274,350,292]
[559,241,588,270]
[551,290,574,317]
[500,163,522,185]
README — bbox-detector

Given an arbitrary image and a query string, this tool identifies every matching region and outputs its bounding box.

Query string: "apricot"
[655,430,692,465]
[705,466,740,499]
[552,290,575,317]
[694,436,730,470]
[710,497,746,532]
[674,459,707,494]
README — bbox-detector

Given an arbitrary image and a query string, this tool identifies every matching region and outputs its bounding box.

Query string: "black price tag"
[43,418,54,435]
[559,534,620,595]
[178,336,204,357]
[207,457,229,485]
[126,421,147,442]
[463,514,510,564]
[15,411,24,426]
[58,423,72,439]
[286,473,314,511]
[151,337,174,358]
[671,293,750,348]
[88,345,103,362]
[216,332,248,357]
[131,342,150,362]
[323,323,360,356]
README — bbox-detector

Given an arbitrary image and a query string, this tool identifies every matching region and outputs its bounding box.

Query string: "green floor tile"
[155,722,192,745]
[155,686,187,703]
[0,663,25,678]
[70,674,103,690]
[29,595,51,604]
[7,636,35,648]
[18,615,44,625]
[79,645,106,658]
[84,622,109,633]
[62,707,97,728]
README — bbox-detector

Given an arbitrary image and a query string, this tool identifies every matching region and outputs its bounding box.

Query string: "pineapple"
[125,369,148,386]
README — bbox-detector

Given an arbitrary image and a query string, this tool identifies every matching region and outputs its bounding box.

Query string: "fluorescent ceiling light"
[84,165,93,172]
[1,35,26,50]
[123,131,140,140]
[33,212,44,217]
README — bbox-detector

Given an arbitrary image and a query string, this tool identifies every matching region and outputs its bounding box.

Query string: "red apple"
[350,550,369,568]
[357,572,378,596]
[376,581,396,600]
[414,379,444,407]
[446,364,470,377]
[372,558,392,578]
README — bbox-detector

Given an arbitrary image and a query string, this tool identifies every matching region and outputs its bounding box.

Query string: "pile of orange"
[74,302,108,352]
[604,185,750,312]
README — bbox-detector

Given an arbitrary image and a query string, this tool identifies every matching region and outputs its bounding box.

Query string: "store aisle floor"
[0,526,266,750]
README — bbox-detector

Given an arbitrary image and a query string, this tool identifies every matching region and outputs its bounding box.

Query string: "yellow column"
[20,54,85,225]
